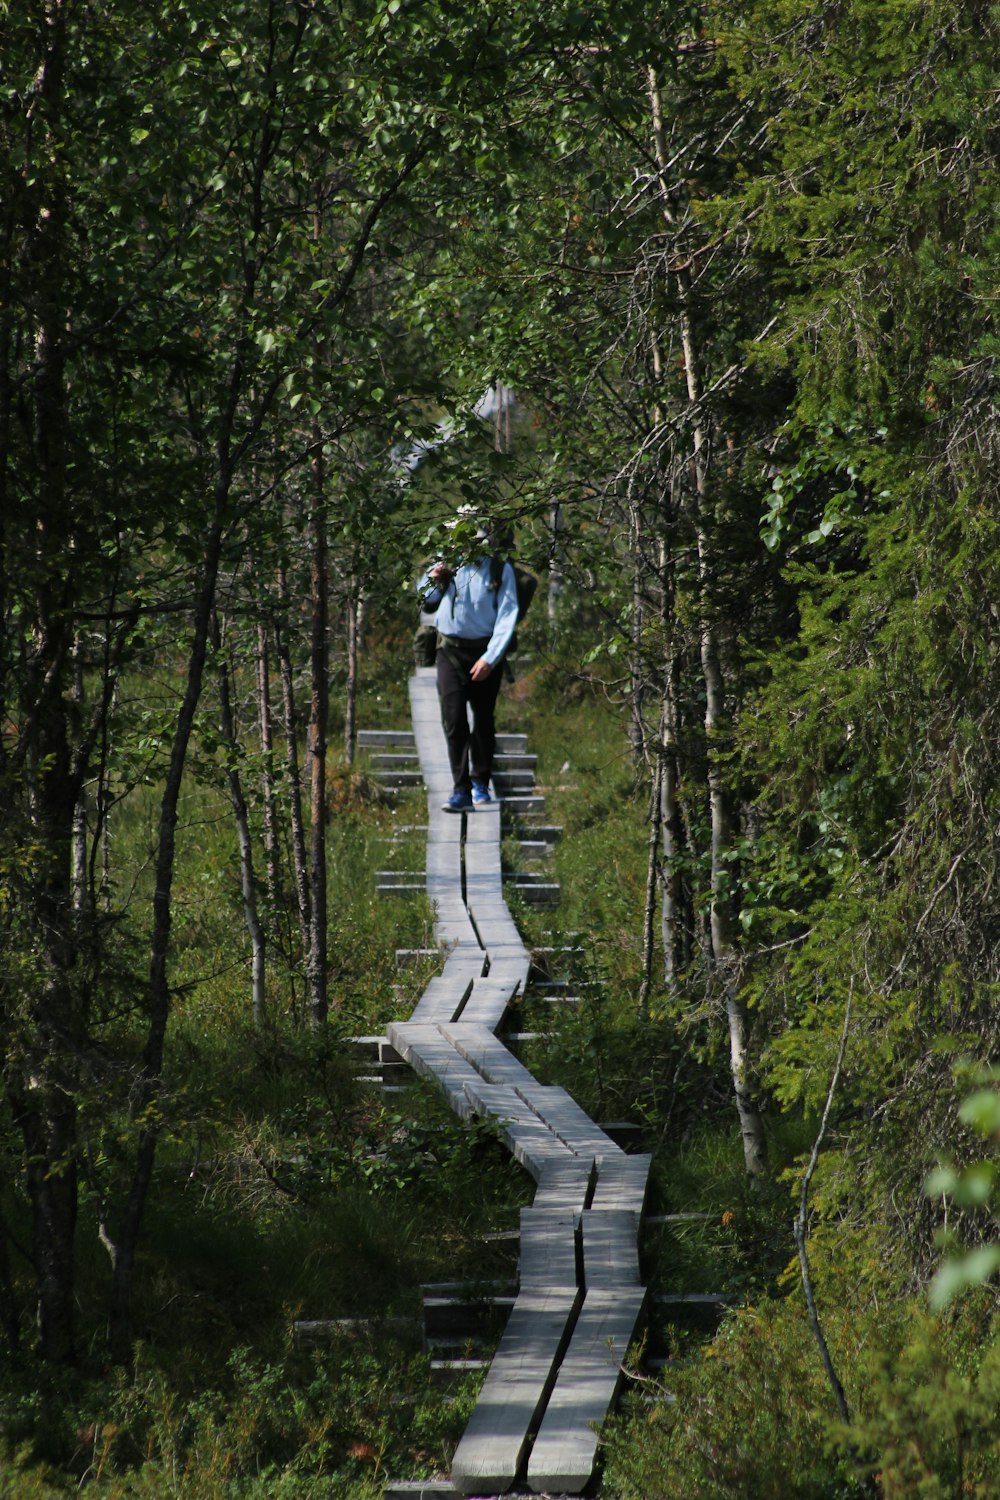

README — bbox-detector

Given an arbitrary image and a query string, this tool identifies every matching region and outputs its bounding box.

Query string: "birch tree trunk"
[649,65,768,1176]
[307,443,329,1027]
[659,651,690,984]
[276,561,312,995]
[255,617,281,908]
[639,744,664,1016]
[214,614,267,1027]
[547,500,564,620]
[344,581,359,767]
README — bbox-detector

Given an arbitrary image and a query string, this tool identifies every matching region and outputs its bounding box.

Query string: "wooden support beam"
[357,728,416,747]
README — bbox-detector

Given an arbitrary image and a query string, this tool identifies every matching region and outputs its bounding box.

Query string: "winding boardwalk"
[381,669,649,1496]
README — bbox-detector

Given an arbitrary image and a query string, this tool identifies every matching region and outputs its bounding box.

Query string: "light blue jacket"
[419,556,518,667]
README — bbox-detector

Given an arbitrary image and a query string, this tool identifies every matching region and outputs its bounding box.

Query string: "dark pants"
[436,638,503,793]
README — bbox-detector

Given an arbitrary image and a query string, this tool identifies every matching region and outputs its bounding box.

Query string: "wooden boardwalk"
[365,669,649,1497]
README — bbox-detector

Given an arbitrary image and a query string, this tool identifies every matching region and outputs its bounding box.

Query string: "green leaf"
[929,1245,1000,1310]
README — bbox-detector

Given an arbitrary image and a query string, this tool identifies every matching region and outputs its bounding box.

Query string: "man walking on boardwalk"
[419,528,518,813]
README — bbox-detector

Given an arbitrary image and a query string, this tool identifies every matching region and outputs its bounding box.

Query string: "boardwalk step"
[506,824,562,843]
[493,752,537,771]
[396,948,440,966]
[293,1316,419,1343]
[382,1482,460,1500]
[357,729,416,747]
[528,948,583,980]
[499,795,546,815]
[430,1358,490,1383]
[515,840,554,861]
[423,1294,517,1338]
[651,1292,738,1331]
[645,1212,718,1226]
[504,876,560,906]
[492,770,536,790]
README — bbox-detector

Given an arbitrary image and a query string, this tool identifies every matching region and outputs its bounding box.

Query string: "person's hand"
[429,561,453,585]
[470,657,492,682]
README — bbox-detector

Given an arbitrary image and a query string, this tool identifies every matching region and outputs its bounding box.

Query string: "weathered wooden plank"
[531,1158,595,1215]
[591,1153,652,1216]
[430,906,479,952]
[453,975,522,1029]
[388,1023,481,1117]
[499,794,546,816]
[492,770,536,790]
[374,771,425,788]
[493,752,537,771]
[383,1481,459,1500]
[469,912,524,952]
[370,752,420,768]
[357,729,416,748]
[516,840,555,862]
[504,878,561,906]
[450,1289,580,1497]
[483,952,533,993]
[518,1208,579,1290]
[525,1287,647,1494]
[581,1210,641,1288]
[440,946,488,981]
[441,1024,537,1087]
[404,975,475,1024]
[395,947,440,967]
[423,1293,517,1339]
[462,1082,581,1180]
[464,872,504,907]
[514,1084,625,1162]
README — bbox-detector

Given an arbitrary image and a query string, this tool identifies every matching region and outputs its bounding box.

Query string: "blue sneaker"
[471,781,492,805]
[442,789,473,813]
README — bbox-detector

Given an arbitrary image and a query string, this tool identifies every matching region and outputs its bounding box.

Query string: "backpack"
[489,556,537,654]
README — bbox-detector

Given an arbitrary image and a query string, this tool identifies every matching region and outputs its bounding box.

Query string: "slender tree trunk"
[10,1086,77,1362]
[0,1196,19,1348]
[215,614,267,1027]
[255,618,281,908]
[344,581,359,767]
[627,480,646,766]
[307,445,329,1026]
[649,66,767,1175]
[14,0,82,1363]
[547,500,563,621]
[639,744,663,1017]
[70,636,88,915]
[276,562,312,993]
[108,474,230,1359]
[659,652,690,984]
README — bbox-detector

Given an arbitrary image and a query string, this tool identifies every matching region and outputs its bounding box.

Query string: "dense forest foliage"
[4,0,1000,1493]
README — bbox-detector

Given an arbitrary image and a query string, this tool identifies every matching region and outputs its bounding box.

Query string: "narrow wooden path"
[369,668,649,1497]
